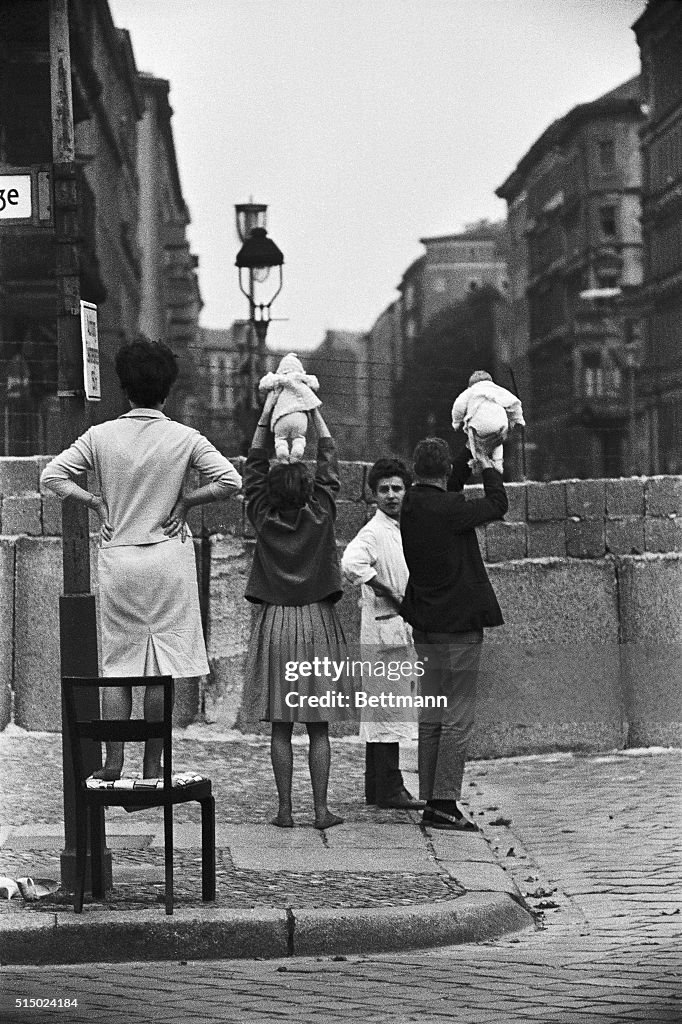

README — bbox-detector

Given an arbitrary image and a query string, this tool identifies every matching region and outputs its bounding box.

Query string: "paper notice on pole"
[80,301,101,401]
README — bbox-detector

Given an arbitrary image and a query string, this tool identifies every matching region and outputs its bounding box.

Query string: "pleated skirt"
[97,537,209,678]
[241,601,349,722]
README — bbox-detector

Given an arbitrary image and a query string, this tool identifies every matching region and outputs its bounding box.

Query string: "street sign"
[0,166,53,226]
[80,301,101,401]
[0,174,31,218]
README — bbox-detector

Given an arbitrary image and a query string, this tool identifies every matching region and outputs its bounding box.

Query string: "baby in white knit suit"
[258,352,321,461]
[451,370,525,473]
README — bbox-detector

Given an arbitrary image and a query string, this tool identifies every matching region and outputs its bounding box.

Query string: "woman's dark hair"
[367,457,412,494]
[266,461,315,510]
[114,337,179,406]
[412,437,452,479]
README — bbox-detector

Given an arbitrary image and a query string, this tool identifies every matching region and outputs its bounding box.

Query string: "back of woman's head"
[267,461,314,511]
[115,337,179,406]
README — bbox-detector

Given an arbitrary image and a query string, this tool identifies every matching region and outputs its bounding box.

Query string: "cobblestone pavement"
[1,746,681,1023]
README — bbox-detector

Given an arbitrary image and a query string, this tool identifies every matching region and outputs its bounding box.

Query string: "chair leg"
[74,801,88,914]
[201,796,216,902]
[163,804,173,915]
[90,807,105,900]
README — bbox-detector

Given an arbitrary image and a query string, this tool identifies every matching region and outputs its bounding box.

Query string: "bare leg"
[307,723,343,829]
[91,686,131,780]
[270,722,295,826]
[142,682,173,778]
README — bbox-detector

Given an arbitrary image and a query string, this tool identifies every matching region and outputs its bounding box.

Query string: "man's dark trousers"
[412,629,483,802]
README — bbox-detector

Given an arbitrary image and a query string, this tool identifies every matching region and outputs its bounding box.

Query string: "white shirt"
[40,409,242,548]
[341,508,412,648]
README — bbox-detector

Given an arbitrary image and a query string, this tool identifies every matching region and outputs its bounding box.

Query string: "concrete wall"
[1,456,680,754]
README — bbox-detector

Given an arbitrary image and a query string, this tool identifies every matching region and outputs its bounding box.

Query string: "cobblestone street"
[1,747,680,1023]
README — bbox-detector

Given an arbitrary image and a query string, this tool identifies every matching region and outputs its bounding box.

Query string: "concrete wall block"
[617,554,682,741]
[526,481,567,521]
[605,517,645,556]
[41,495,63,536]
[204,536,255,729]
[480,560,622,749]
[203,496,245,537]
[334,500,369,543]
[1,496,42,536]
[0,458,40,496]
[565,518,605,558]
[0,539,15,729]
[527,521,566,559]
[489,558,619,642]
[645,476,682,517]
[566,479,606,519]
[485,521,527,562]
[504,482,527,522]
[645,516,682,553]
[339,461,368,501]
[606,477,644,516]
[14,538,63,730]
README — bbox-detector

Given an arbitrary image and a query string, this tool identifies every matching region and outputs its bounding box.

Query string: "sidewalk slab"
[440,861,519,895]
[227,846,439,873]
[427,831,498,863]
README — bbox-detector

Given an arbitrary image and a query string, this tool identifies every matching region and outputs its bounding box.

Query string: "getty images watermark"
[283,655,447,711]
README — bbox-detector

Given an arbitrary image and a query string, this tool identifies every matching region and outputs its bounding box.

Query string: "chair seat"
[86,771,208,790]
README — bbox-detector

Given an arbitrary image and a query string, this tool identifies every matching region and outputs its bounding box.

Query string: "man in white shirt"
[342,458,423,810]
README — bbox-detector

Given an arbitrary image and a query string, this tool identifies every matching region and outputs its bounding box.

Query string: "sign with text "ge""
[0,174,32,219]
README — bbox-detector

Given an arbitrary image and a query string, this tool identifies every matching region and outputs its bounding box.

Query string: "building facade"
[497,77,645,480]
[0,1,200,455]
[307,330,369,460]
[398,229,509,351]
[364,299,402,460]
[634,0,682,475]
[135,74,203,430]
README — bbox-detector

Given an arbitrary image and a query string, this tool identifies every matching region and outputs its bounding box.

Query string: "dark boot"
[375,743,423,808]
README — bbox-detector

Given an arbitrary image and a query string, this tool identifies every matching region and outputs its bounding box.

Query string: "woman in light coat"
[41,338,242,780]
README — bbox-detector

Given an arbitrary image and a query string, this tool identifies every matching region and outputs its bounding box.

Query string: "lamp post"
[234,202,284,450]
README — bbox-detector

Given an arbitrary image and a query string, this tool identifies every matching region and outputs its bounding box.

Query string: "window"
[598,139,615,173]
[583,352,603,397]
[599,206,617,239]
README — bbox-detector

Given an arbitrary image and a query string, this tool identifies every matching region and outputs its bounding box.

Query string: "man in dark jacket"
[400,437,507,830]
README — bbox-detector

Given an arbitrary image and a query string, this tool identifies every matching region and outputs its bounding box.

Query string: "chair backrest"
[62,676,174,792]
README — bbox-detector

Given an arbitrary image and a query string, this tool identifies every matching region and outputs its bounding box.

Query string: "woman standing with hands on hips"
[41,337,242,780]
[241,395,346,829]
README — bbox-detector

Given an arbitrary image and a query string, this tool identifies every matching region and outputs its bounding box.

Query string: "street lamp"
[235,224,284,344]
[234,202,284,450]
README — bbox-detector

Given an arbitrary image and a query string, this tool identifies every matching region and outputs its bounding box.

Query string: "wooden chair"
[62,675,215,915]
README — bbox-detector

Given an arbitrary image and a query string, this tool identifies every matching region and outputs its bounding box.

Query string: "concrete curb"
[0,893,533,965]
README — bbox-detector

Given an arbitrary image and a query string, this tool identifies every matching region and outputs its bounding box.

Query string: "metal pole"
[49,0,110,892]
[627,361,637,476]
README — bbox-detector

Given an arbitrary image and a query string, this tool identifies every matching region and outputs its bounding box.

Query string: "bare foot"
[313,812,344,830]
[270,813,295,828]
[91,766,122,782]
